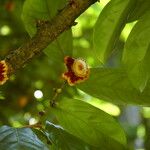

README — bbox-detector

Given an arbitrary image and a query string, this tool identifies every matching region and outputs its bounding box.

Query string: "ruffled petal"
[0,60,8,85]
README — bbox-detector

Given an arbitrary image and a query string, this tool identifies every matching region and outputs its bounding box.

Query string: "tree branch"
[5,0,98,76]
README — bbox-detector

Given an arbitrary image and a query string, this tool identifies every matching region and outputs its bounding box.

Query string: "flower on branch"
[62,56,90,86]
[0,60,8,85]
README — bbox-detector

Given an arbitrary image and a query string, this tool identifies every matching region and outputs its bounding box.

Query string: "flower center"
[72,59,87,77]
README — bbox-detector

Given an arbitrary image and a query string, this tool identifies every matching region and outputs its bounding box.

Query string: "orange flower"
[0,60,8,85]
[62,56,90,86]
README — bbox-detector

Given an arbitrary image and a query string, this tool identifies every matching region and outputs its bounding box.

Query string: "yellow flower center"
[72,59,88,77]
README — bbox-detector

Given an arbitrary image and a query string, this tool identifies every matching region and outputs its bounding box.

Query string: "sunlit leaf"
[127,0,150,22]
[93,0,136,63]
[50,98,126,149]
[123,11,150,91]
[78,68,150,105]
[46,121,98,150]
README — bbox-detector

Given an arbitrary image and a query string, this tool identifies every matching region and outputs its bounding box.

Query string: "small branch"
[50,81,67,107]
[22,123,43,129]
[5,0,97,77]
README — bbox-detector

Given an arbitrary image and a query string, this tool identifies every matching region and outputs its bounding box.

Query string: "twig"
[50,81,67,107]
[22,123,43,129]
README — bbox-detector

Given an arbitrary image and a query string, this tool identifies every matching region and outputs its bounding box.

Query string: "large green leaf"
[122,11,150,91]
[0,126,48,150]
[127,0,150,22]
[46,121,99,150]
[93,0,136,63]
[50,98,126,149]
[78,68,150,105]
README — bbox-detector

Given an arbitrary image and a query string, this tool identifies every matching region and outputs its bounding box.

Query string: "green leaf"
[22,0,72,51]
[0,91,5,100]
[93,0,136,63]
[22,0,49,36]
[127,0,150,22]
[32,128,52,148]
[22,0,73,79]
[78,68,150,105]
[44,30,73,80]
[50,99,126,149]
[0,126,48,150]
[122,11,150,91]
[46,121,98,150]
[22,0,66,36]
[44,29,73,58]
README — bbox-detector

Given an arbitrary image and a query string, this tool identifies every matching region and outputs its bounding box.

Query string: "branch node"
[57,8,63,13]
[36,20,50,29]
[69,0,79,9]
[38,111,46,116]
[50,100,57,107]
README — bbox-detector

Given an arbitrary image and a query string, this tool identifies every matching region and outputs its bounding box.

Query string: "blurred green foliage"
[1,0,150,149]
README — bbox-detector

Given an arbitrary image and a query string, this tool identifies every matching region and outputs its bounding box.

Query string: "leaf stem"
[22,123,43,129]
[50,81,67,107]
